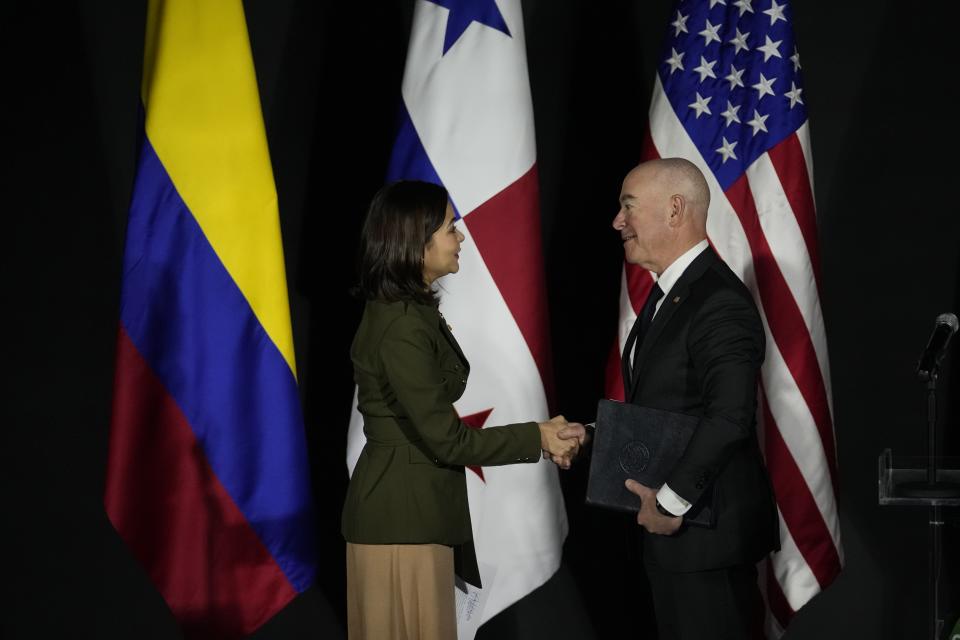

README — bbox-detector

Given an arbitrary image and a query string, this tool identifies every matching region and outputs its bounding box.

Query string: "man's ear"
[668,194,685,228]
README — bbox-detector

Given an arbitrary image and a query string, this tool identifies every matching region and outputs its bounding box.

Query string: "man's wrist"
[655,499,677,518]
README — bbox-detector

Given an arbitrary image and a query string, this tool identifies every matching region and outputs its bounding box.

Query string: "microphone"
[916,312,959,380]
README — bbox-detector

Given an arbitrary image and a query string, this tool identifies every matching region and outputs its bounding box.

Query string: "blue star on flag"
[426,0,512,55]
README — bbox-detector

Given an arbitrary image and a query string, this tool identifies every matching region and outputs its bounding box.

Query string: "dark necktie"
[630,283,665,377]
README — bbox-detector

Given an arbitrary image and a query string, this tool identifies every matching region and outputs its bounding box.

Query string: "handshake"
[538,415,589,470]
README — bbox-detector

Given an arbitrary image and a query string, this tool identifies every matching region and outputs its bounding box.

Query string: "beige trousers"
[346,542,456,640]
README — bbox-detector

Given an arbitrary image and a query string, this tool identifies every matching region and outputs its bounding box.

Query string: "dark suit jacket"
[623,247,779,572]
[341,299,541,587]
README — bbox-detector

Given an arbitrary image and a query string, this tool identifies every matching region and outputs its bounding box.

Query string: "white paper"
[455,562,496,640]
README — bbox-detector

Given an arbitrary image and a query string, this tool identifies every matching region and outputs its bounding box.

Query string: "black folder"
[585,399,716,528]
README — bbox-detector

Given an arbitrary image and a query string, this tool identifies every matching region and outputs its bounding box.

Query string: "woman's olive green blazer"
[341,299,541,586]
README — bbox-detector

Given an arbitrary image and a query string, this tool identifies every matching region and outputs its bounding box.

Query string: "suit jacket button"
[433,458,440,464]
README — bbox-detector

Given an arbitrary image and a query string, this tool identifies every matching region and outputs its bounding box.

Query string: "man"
[565,158,779,639]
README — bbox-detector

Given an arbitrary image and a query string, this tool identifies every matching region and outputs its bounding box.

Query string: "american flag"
[604,0,842,634]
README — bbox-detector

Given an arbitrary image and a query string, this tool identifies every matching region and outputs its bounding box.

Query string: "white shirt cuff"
[657,483,692,516]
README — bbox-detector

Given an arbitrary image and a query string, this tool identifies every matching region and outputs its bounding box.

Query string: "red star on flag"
[459,408,493,481]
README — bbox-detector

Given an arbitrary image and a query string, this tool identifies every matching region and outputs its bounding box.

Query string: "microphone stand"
[900,367,960,498]
[896,364,960,640]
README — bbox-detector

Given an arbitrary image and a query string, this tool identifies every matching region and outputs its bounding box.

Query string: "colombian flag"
[104,2,316,637]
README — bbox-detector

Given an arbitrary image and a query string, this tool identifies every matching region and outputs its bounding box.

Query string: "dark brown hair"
[356,180,449,305]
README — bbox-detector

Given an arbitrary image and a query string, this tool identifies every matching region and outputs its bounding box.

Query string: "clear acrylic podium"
[878,448,960,639]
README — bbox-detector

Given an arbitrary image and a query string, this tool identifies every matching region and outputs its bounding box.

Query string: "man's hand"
[538,416,581,469]
[558,423,590,446]
[547,421,589,468]
[625,479,682,535]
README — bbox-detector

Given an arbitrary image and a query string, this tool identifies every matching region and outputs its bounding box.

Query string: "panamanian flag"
[346,0,566,637]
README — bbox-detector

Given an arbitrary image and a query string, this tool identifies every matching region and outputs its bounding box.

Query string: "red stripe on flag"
[603,339,625,401]
[625,263,654,315]
[765,560,795,630]
[761,389,842,588]
[464,164,554,407]
[607,261,654,402]
[723,176,839,493]
[105,326,296,639]
[766,134,822,290]
[640,126,660,163]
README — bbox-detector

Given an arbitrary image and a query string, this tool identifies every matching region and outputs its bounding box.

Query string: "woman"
[342,180,579,639]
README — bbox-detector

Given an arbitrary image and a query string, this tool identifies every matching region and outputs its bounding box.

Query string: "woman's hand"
[538,415,583,469]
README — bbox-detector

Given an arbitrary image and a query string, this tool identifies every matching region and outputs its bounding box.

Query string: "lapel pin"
[673,296,680,303]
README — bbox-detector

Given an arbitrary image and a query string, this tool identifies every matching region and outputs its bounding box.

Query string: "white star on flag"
[763,0,787,25]
[693,56,718,82]
[699,19,722,46]
[725,64,746,89]
[721,100,742,126]
[688,92,713,118]
[728,28,750,54]
[716,136,738,163]
[791,46,802,71]
[785,81,804,108]
[672,11,689,36]
[757,35,783,62]
[746,108,770,135]
[752,72,777,99]
[733,0,755,17]
[665,48,685,74]
[709,0,726,7]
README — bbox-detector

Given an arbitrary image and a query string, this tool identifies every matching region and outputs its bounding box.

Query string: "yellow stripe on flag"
[141,0,296,376]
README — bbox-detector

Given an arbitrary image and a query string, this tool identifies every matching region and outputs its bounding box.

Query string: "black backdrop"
[6,1,960,639]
